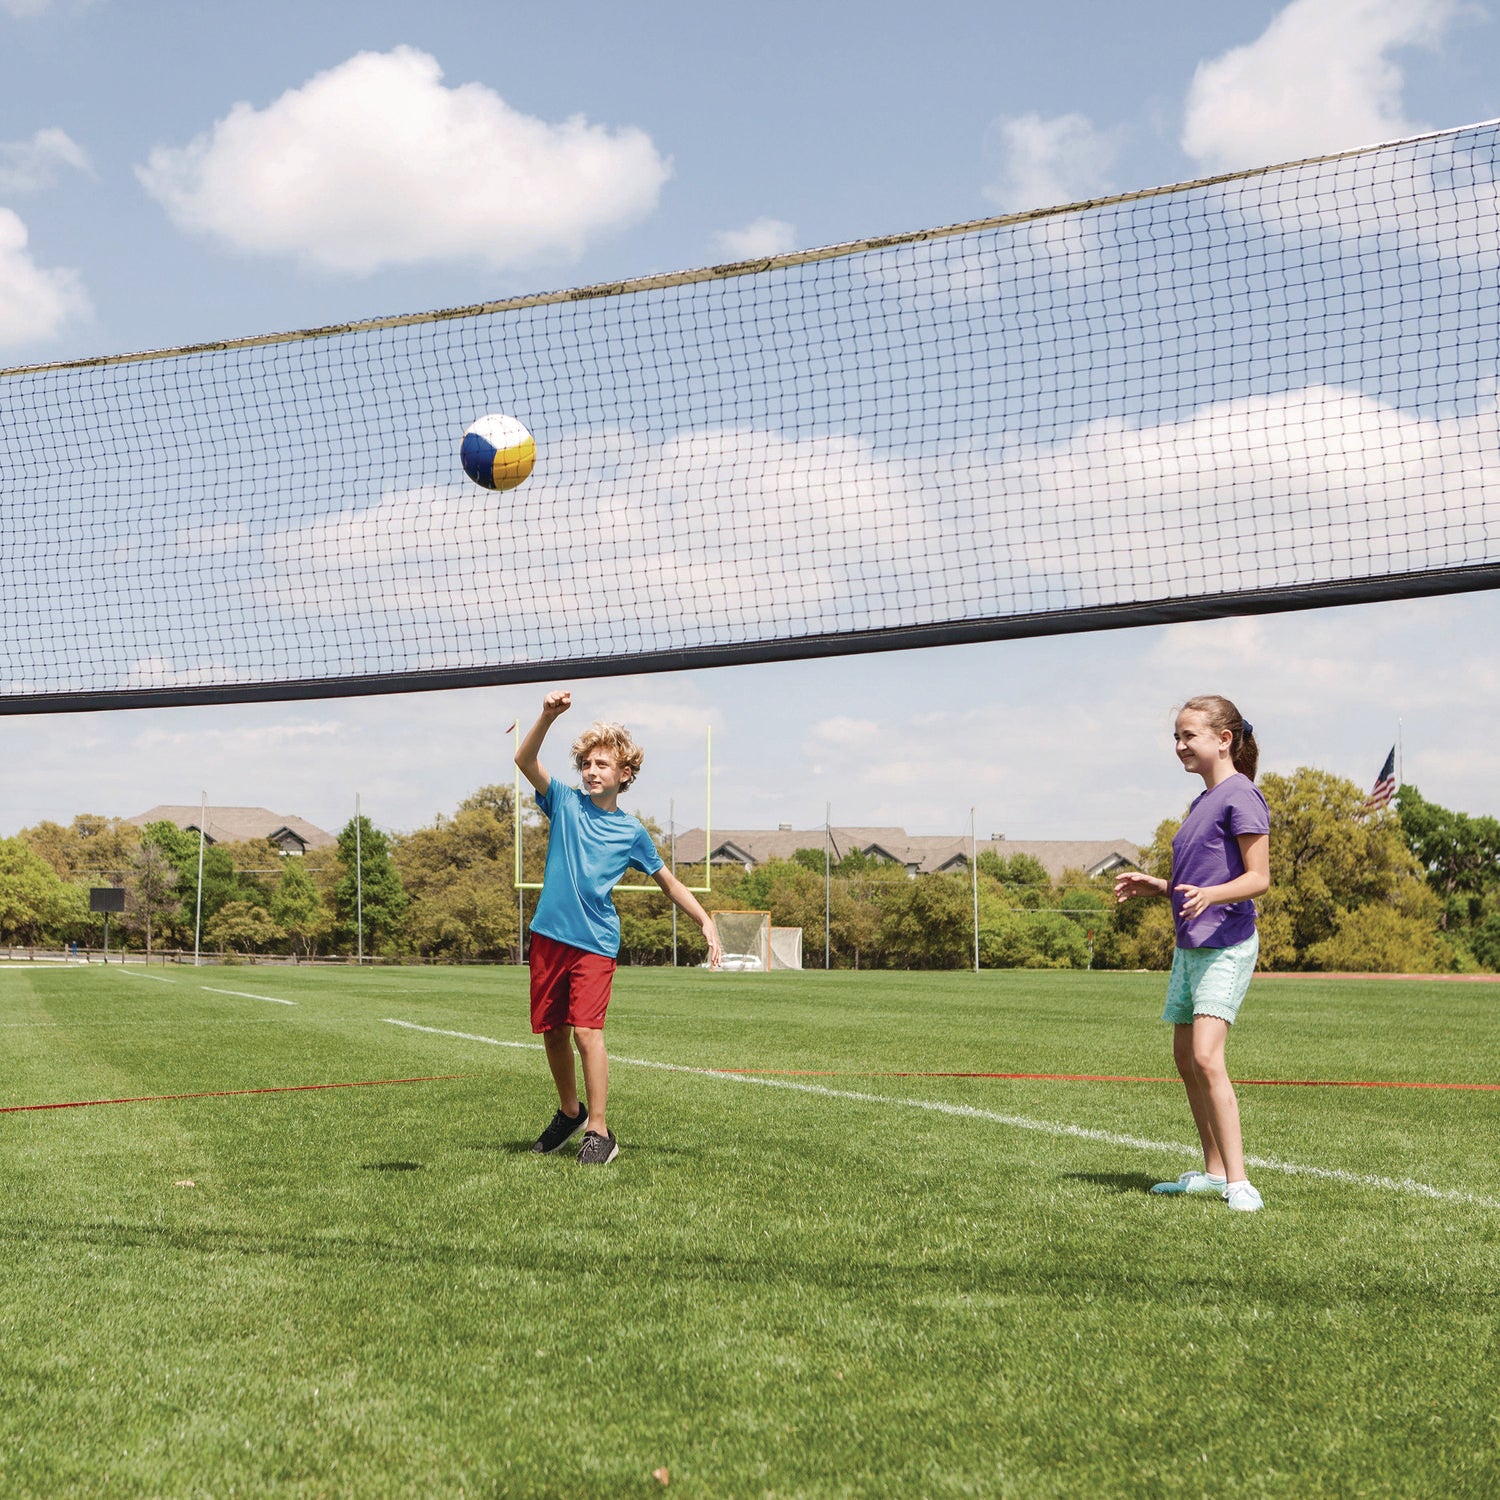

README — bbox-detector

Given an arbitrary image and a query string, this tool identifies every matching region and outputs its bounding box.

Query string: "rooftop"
[126,805,336,855]
[669,827,1139,881]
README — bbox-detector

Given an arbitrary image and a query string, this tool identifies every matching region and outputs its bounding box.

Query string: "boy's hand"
[542,690,572,720]
[703,920,723,969]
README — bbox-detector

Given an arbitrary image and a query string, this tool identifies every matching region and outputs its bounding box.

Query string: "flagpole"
[1397,718,1404,788]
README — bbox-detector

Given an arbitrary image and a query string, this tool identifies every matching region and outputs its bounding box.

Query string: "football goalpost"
[4,119,1500,716]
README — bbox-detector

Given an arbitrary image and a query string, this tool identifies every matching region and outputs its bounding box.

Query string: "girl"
[1115,695,1271,1212]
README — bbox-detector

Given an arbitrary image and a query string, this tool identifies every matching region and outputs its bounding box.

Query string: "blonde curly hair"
[571,720,645,792]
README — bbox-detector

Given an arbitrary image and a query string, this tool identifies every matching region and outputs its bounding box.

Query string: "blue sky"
[3,0,1500,846]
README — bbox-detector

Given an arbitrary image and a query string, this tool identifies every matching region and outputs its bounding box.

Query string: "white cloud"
[0,0,53,15]
[1201,125,1500,270]
[989,384,1500,608]
[256,425,962,658]
[135,721,343,752]
[1182,0,1461,173]
[713,218,797,259]
[807,716,880,749]
[588,699,721,742]
[250,378,1500,688]
[0,208,89,348]
[983,111,1121,212]
[120,657,258,689]
[0,127,91,192]
[136,46,672,274]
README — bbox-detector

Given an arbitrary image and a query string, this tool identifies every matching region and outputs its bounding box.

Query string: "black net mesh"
[4,121,1500,710]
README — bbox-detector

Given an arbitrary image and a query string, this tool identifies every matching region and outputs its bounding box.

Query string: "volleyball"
[461,413,536,491]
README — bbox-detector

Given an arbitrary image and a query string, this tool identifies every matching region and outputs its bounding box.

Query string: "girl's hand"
[1114,871,1165,903]
[702,921,723,969]
[1174,883,1214,919]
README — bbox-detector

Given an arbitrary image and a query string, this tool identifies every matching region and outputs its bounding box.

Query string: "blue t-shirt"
[531,781,664,959]
[1170,773,1270,949]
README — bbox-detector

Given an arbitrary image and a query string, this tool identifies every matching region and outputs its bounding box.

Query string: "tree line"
[1,769,1496,972]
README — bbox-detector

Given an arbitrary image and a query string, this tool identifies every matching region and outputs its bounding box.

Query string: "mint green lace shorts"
[1162,931,1260,1026]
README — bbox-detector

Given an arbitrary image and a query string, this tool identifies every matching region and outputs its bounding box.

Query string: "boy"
[515,689,723,1164]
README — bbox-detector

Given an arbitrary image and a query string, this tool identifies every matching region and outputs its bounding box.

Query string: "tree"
[210,839,284,906]
[1105,817,1177,969]
[978,851,1050,907]
[1306,901,1448,974]
[23,814,140,884]
[616,892,679,965]
[335,815,409,956]
[982,907,1090,969]
[269,858,330,957]
[393,786,520,961]
[1260,768,1429,968]
[879,874,979,969]
[1396,783,1500,928]
[204,901,283,956]
[123,837,182,958]
[0,837,81,947]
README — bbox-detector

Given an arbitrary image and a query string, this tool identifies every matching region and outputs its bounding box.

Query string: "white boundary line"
[383,1019,1500,1210]
[200,986,296,1007]
[107,970,295,1006]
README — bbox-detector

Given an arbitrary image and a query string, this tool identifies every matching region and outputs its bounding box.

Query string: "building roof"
[669,827,1139,881]
[126,805,336,853]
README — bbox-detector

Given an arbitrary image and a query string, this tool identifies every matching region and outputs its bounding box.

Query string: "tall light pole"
[355,792,364,965]
[824,802,831,971]
[971,807,980,974]
[194,790,207,967]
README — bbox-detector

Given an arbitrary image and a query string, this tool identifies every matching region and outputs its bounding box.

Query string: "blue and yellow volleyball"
[460,413,536,491]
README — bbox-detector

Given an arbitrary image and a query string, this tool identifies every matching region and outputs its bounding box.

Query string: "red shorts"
[528,931,617,1032]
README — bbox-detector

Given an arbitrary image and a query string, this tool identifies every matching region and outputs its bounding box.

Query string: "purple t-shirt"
[1170,773,1270,949]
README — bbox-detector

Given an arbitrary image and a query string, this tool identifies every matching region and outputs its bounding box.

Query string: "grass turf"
[0,962,1495,1498]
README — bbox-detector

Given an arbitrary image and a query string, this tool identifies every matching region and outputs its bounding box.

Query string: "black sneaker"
[577,1129,619,1165]
[531,1104,588,1154]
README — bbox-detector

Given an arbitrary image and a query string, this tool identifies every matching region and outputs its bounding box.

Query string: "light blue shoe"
[1150,1171,1227,1196]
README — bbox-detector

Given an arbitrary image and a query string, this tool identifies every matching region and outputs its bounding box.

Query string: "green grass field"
[0,961,1495,1499]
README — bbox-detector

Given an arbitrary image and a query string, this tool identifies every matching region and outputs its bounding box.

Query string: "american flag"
[1364,746,1397,811]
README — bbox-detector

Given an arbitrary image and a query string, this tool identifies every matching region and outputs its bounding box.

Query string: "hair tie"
[1241,720,1254,737]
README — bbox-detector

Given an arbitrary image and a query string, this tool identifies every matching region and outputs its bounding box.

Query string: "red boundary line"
[0,1074,471,1114]
[720,1069,1499,1091]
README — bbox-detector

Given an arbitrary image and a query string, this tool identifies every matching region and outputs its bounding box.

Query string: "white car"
[712,952,764,971]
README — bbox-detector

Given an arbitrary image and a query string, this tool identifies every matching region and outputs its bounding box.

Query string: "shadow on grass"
[361,1161,424,1172]
[1062,1170,1158,1195]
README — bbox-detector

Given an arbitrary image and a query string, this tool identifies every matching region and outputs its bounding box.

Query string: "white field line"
[383,1019,1500,1210]
[111,970,295,1007]
[200,986,296,1007]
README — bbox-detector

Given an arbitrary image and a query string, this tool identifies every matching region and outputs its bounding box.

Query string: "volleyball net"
[5,119,1500,713]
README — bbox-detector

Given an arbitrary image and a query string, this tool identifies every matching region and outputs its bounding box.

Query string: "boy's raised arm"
[514,690,571,795]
